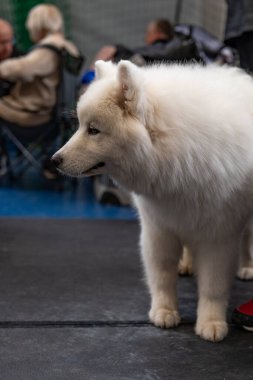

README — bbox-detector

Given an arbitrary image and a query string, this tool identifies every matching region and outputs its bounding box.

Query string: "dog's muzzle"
[82,162,105,174]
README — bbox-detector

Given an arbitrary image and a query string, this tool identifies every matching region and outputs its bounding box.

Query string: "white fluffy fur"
[53,61,253,342]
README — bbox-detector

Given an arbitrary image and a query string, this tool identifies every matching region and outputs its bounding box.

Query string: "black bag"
[34,43,85,76]
[61,48,85,76]
[33,44,85,118]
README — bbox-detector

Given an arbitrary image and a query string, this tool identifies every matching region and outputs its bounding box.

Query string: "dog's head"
[52,60,153,179]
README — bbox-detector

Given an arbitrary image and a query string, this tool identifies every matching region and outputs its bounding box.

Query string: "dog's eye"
[87,126,100,135]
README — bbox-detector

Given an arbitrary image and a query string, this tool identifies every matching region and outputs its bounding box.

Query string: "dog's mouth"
[82,161,105,175]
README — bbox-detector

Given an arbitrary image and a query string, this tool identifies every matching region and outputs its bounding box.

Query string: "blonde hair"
[26,4,64,42]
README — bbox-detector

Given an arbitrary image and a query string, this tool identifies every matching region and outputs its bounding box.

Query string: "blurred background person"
[0,4,80,128]
[0,18,16,62]
[90,18,235,68]
[91,18,199,66]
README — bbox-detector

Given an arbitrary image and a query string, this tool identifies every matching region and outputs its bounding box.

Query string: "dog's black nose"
[51,154,63,167]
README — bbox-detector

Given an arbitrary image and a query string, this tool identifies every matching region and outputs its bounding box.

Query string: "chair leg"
[0,131,13,179]
[3,127,41,170]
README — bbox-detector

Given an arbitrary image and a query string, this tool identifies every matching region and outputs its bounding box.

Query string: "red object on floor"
[232,299,253,331]
[236,299,253,316]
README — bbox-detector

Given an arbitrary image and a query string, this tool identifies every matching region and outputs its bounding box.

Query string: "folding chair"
[0,108,69,182]
[0,117,63,181]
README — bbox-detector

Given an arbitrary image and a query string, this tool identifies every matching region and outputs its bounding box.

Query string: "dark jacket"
[114,35,200,65]
[133,36,200,64]
[114,24,235,66]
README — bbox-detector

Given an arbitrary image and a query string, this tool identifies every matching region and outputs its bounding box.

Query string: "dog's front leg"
[140,221,182,328]
[195,238,239,342]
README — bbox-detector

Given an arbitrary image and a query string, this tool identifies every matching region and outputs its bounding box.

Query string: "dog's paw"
[237,267,253,280]
[195,320,228,342]
[149,308,180,328]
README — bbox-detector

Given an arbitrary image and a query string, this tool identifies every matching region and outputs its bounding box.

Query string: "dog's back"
[127,65,253,236]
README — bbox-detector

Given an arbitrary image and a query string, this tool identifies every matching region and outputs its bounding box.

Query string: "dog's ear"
[95,60,116,80]
[118,60,142,101]
[117,60,144,114]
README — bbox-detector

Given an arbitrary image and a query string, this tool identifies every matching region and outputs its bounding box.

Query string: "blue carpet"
[0,178,136,219]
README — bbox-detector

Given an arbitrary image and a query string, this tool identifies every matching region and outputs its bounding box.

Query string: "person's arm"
[0,48,58,82]
[90,45,117,68]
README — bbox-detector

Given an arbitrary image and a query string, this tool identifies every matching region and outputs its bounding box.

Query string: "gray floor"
[0,218,252,379]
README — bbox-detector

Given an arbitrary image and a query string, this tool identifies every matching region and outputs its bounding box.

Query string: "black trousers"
[227,31,253,73]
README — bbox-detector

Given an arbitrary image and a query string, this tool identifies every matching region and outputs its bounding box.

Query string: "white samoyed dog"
[52,60,253,342]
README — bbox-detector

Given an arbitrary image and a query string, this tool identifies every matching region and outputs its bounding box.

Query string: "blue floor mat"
[0,178,136,219]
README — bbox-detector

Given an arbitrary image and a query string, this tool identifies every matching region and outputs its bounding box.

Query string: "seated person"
[0,4,80,128]
[83,19,201,96]
[91,18,235,67]
[91,19,200,67]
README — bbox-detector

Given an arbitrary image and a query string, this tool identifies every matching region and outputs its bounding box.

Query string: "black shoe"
[94,175,131,206]
[42,157,61,180]
[0,154,8,176]
[100,191,121,206]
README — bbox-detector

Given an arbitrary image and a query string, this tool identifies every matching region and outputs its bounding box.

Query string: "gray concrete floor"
[0,218,252,380]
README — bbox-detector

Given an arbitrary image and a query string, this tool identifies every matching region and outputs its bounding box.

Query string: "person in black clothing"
[130,19,199,64]
[91,18,234,68]
[91,19,199,66]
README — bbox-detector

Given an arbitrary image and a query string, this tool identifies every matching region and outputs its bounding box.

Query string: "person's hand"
[90,45,117,68]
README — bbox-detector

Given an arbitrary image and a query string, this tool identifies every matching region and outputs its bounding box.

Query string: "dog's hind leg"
[237,225,253,280]
[195,238,239,342]
[178,247,193,275]
[140,221,182,329]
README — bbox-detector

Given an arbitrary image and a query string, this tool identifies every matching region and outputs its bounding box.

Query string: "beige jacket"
[0,33,79,126]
